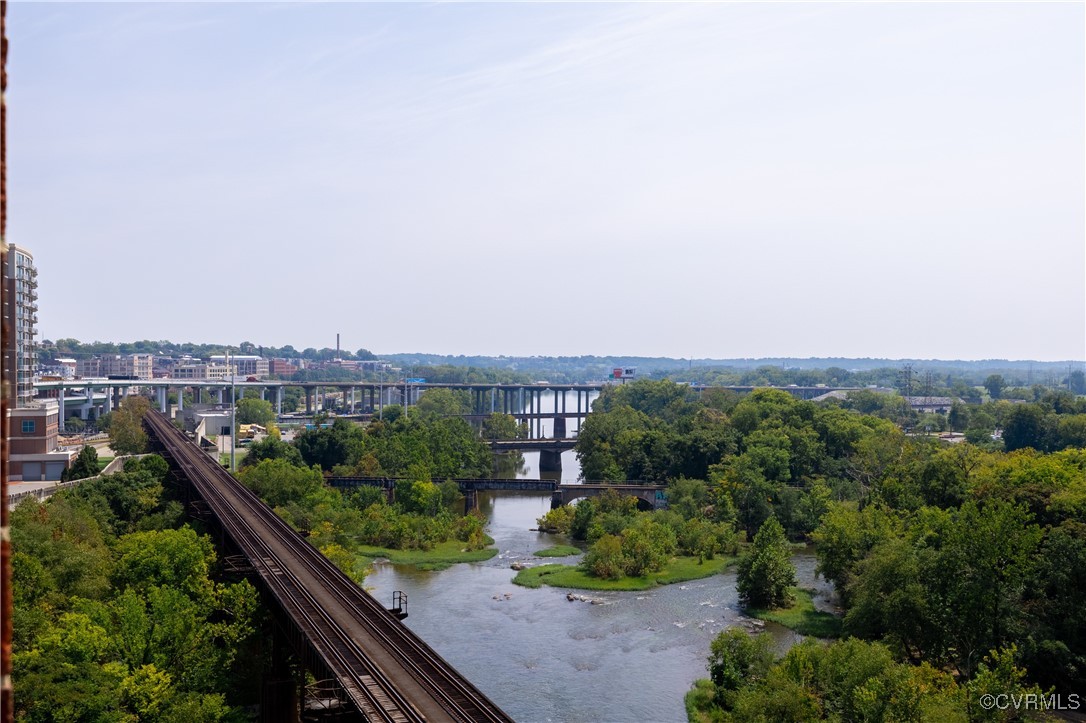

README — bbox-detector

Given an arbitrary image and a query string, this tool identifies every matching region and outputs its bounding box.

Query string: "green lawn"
[745,587,842,638]
[96,457,114,472]
[513,555,737,591]
[356,538,499,571]
[534,545,582,558]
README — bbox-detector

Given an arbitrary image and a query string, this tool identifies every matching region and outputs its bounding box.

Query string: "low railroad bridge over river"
[327,477,669,513]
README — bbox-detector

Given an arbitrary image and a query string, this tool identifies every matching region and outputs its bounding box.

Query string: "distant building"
[903,396,960,414]
[5,244,38,407]
[209,355,269,378]
[56,358,77,378]
[269,359,298,376]
[359,360,393,373]
[76,357,102,378]
[8,401,76,481]
[99,353,153,379]
[171,363,237,380]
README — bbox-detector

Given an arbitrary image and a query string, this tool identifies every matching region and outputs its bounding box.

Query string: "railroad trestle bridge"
[327,477,669,512]
[144,410,512,723]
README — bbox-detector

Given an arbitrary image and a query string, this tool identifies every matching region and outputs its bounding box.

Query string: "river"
[367,390,833,722]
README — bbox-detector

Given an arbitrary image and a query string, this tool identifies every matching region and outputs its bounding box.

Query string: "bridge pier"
[553,416,567,439]
[539,449,562,474]
[261,629,301,723]
[463,488,478,515]
[305,389,313,414]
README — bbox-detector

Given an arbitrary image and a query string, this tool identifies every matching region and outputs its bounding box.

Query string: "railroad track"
[145,411,512,723]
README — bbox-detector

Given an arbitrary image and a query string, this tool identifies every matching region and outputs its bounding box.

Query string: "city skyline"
[7,2,1084,361]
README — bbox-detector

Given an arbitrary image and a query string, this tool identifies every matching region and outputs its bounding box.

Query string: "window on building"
[21,420,36,434]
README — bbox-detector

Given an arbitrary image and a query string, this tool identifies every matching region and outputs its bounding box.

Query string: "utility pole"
[228,348,236,473]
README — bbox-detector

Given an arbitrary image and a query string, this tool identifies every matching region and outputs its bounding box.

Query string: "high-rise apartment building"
[4,244,38,407]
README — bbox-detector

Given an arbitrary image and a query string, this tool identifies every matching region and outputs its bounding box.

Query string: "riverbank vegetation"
[567,380,1084,716]
[736,517,795,609]
[534,545,581,557]
[744,588,841,638]
[358,540,498,571]
[527,486,740,588]
[687,632,1046,722]
[290,412,491,479]
[12,456,262,720]
[513,554,736,591]
[233,406,505,574]
[235,458,493,579]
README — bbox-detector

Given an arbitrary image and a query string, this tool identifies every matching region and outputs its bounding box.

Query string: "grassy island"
[744,587,841,638]
[358,538,499,571]
[513,555,736,591]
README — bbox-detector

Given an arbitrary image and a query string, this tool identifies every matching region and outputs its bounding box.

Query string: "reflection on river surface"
[366,492,833,723]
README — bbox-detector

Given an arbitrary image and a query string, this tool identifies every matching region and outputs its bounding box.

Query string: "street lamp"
[227,347,236,473]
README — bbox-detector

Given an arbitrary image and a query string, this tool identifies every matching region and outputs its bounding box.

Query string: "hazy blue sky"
[8,2,1084,360]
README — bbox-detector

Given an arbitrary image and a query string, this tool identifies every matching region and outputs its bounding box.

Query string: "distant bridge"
[35,378,867,436]
[327,476,668,512]
[488,438,577,452]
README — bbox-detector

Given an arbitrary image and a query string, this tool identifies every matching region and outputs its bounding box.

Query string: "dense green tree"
[294,418,365,470]
[984,374,1007,400]
[707,629,774,707]
[63,445,100,482]
[109,396,151,455]
[235,397,275,426]
[1003,404,1047,452]
[240,435,304,468]
[931,501,1043,676]
[736,517,795,608]
[842,537,938,662]
[481,413,527,440]
[12,465,261,720]
[667,477,709,519]
[812,503,901,605]
[581,534,625,580]
[620,517,676,576]
[691,636,969,723]
[947,401,970,432]
[1069,370,1086,395]
[412,388,473,419]
[237,459,331,509]
[592,379,698,422]
[112,528,215,599]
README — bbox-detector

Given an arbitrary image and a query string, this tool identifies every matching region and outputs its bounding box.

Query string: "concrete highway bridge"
[327,476,669,513]
[144,410,513,723]
[36,378,863,436]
